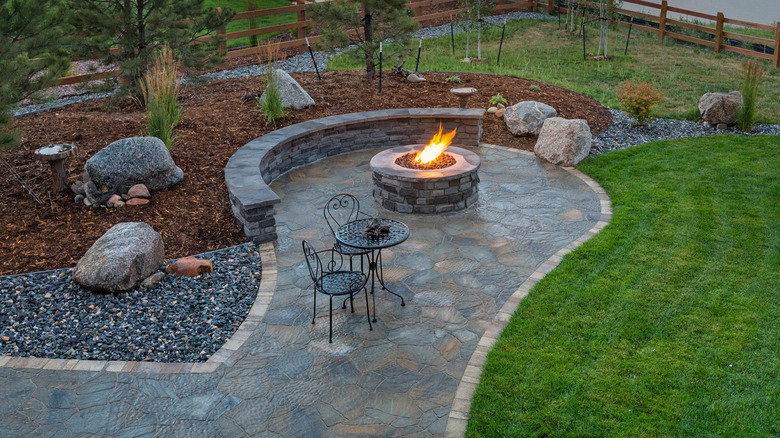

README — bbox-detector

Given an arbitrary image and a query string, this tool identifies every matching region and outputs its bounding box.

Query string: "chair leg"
[312,288,316,325]
[329,296,333,344]
[364,287,373,331]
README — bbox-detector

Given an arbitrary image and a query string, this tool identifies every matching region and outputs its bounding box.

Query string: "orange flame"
[415,123,457,165]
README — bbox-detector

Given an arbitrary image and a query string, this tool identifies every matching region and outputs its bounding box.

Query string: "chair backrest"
[302,240,345,284]
[323,193,363,236]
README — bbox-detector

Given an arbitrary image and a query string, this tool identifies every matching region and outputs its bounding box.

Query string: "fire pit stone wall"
[225,109,484,244]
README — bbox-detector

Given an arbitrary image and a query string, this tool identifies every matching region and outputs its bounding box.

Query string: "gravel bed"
[592,109,780,155]
[0,243,261,363]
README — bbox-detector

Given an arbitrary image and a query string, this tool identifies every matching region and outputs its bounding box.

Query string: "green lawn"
[467,134,780,436]
[204,0,296,49]
[328,19,780,123]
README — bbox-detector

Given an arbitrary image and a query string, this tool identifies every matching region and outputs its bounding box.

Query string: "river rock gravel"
[0,243,260,363]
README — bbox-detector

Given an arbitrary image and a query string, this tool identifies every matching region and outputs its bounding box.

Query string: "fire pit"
[371,124,480,214]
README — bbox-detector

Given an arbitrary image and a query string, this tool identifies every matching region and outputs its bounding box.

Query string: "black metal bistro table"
[335,218,409,322]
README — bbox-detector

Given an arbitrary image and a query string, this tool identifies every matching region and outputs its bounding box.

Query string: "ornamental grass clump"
[140,47,181,149]
[737,58,764,131]
[616,80,662,126]
[257,43,288,128]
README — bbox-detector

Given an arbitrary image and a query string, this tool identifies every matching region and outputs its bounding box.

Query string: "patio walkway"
[0,145,604,437]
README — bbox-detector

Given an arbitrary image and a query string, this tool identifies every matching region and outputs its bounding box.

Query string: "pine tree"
[0,0,69,151]
[67,0,234,93]
[308,0,418,78]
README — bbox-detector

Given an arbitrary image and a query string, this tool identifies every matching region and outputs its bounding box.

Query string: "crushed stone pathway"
[0,145,602,436]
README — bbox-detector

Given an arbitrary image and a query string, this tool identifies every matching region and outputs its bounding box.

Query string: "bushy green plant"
[616,80,663,126]
[736,58,764,131]
[445,75,462,83]
[529,84,541,92]
[258,44,288,128]
[489,94,507,105]
[141,47,181,149]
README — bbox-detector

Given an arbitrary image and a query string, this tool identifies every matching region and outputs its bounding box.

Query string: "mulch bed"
[1,71,610,276]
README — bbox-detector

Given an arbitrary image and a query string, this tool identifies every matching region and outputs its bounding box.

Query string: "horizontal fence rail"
[56,0,778,86]
[556,0,779,67]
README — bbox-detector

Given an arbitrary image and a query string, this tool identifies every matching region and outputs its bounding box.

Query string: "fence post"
[532,0,538,13]
[658,0,667,40]
[216,7,227,53]
[714,12,724,53]
[774,22,780,68]
[297,0,306,40]
[547,0,554,14]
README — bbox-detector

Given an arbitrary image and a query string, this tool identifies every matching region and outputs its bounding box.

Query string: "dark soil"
[1,71,610,275]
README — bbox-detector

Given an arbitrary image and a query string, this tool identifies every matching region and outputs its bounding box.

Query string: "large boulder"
[504,101,557,136]
[534,117,592,166]
[84,137,183,194]
[73,222,165,293]
[259,69,315,110]
[698,91,742,125]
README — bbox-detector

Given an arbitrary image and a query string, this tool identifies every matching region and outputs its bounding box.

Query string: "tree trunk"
[477,1,481,59]
[363,8,375,78]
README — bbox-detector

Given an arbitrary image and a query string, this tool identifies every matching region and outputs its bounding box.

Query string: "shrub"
[616,80,663,126]
[257,44,288,128]
[529,84,541,92]
[489,94,508,106]
[737,58,764,131]
[445,75,462,83]
[140,47,181,149]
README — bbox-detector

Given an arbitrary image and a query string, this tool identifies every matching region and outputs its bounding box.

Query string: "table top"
[335,218,410,250]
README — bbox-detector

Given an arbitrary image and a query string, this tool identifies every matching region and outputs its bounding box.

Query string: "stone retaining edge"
[444,144,614,437]
[225,108,485,244]
[0,242,277,374]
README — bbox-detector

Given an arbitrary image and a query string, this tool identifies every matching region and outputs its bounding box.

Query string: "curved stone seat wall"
[225,108,485,244]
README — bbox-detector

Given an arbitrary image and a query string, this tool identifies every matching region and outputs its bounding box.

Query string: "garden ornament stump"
[34,144,77,193]
[451,87,478,109]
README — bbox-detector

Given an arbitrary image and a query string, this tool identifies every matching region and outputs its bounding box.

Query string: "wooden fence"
[555,0,779,68]
[57,0,778,86]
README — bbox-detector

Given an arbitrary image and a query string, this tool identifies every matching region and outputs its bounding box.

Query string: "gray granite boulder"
[73,222,165,293]
[259,69,315,110]
[84,137,183,194]
[504,101,557,136]
[699,91,742,125]
[535,117,592,166]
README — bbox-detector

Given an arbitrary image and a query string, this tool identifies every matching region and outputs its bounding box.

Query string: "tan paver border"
[445,144,613,437]
[0,242,277,374]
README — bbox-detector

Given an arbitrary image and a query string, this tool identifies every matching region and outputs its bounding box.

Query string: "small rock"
[108,194,122,205]
[83,197,93,207]
[487,106,498,114]
[121,194,131,201]
[495,108,505,118]
[1,336,9,342]
[127,184,150,198]
[497,103,506,109]
[115,200,126,208]
[88,304,95,310]
[716,123,727,130]
[126,198,149,206]
[74,194,85,205]
[166,257,214,277]
[44,293,52,299]
[406,73,425,82]
[71,181,85,195]
[141,272,165,288]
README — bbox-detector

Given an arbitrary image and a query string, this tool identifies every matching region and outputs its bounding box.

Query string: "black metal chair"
[302,240,372,343]
[323,194,373,310]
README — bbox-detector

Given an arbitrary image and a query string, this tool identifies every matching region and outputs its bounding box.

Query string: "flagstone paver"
[0,144,604,437]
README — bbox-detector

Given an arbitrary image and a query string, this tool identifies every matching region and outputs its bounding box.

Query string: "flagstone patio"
[0,144,606,437]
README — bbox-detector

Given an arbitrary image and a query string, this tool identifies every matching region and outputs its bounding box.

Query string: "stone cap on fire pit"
[225,108,485,244]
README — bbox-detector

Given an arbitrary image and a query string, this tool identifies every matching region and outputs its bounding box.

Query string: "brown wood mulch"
[1,71,610,276]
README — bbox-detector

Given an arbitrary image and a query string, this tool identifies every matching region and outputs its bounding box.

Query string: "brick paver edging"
[225,108,485,244]
[444,145,614,437]
[0,242,277,374]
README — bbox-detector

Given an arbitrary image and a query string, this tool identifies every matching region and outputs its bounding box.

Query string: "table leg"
[375,250,405,306]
